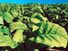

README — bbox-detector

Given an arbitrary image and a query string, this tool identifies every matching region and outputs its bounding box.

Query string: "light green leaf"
[10,22,28,31]
[0,34,18,48]
[0,17,3,24]
[32,24,39,32]
[34,49,39,51]
[29,21,68,48]
[31,13,48,22]
[10,10,18,17]
[0,26,3,35]
[31,18,41,24]
[13,30,24,43]
[3,12,13,23]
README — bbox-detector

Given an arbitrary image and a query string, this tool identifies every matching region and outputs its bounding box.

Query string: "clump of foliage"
[0,3,68,51]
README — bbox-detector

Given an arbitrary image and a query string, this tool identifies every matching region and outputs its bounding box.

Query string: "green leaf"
[0,26,3,35]
[3,26,9,35]
[37,6,44,13]
[32,5,43,13]
[29,21,68,48]
[34,49,39,51]
[10,10,18,17]
[31,13,48,22]
[0,26,17,48]
[0,34,18,48]
[32,24,39,32]
[31,18,41,24]
[3,12,13,23]
[0,26,9,35]
[10,22,28,31]
[13,30,24,43]
[0,17,3,24]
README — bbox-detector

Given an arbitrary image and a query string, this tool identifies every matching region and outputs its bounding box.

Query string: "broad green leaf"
[29,21,68,48]
[0,34,18,48]
[0,17,3,24]
[13,30,24,43]
[10,22,28,31]
[3,12,13,23]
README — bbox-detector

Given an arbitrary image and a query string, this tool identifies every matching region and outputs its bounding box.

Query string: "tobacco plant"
[0,3,68,51]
